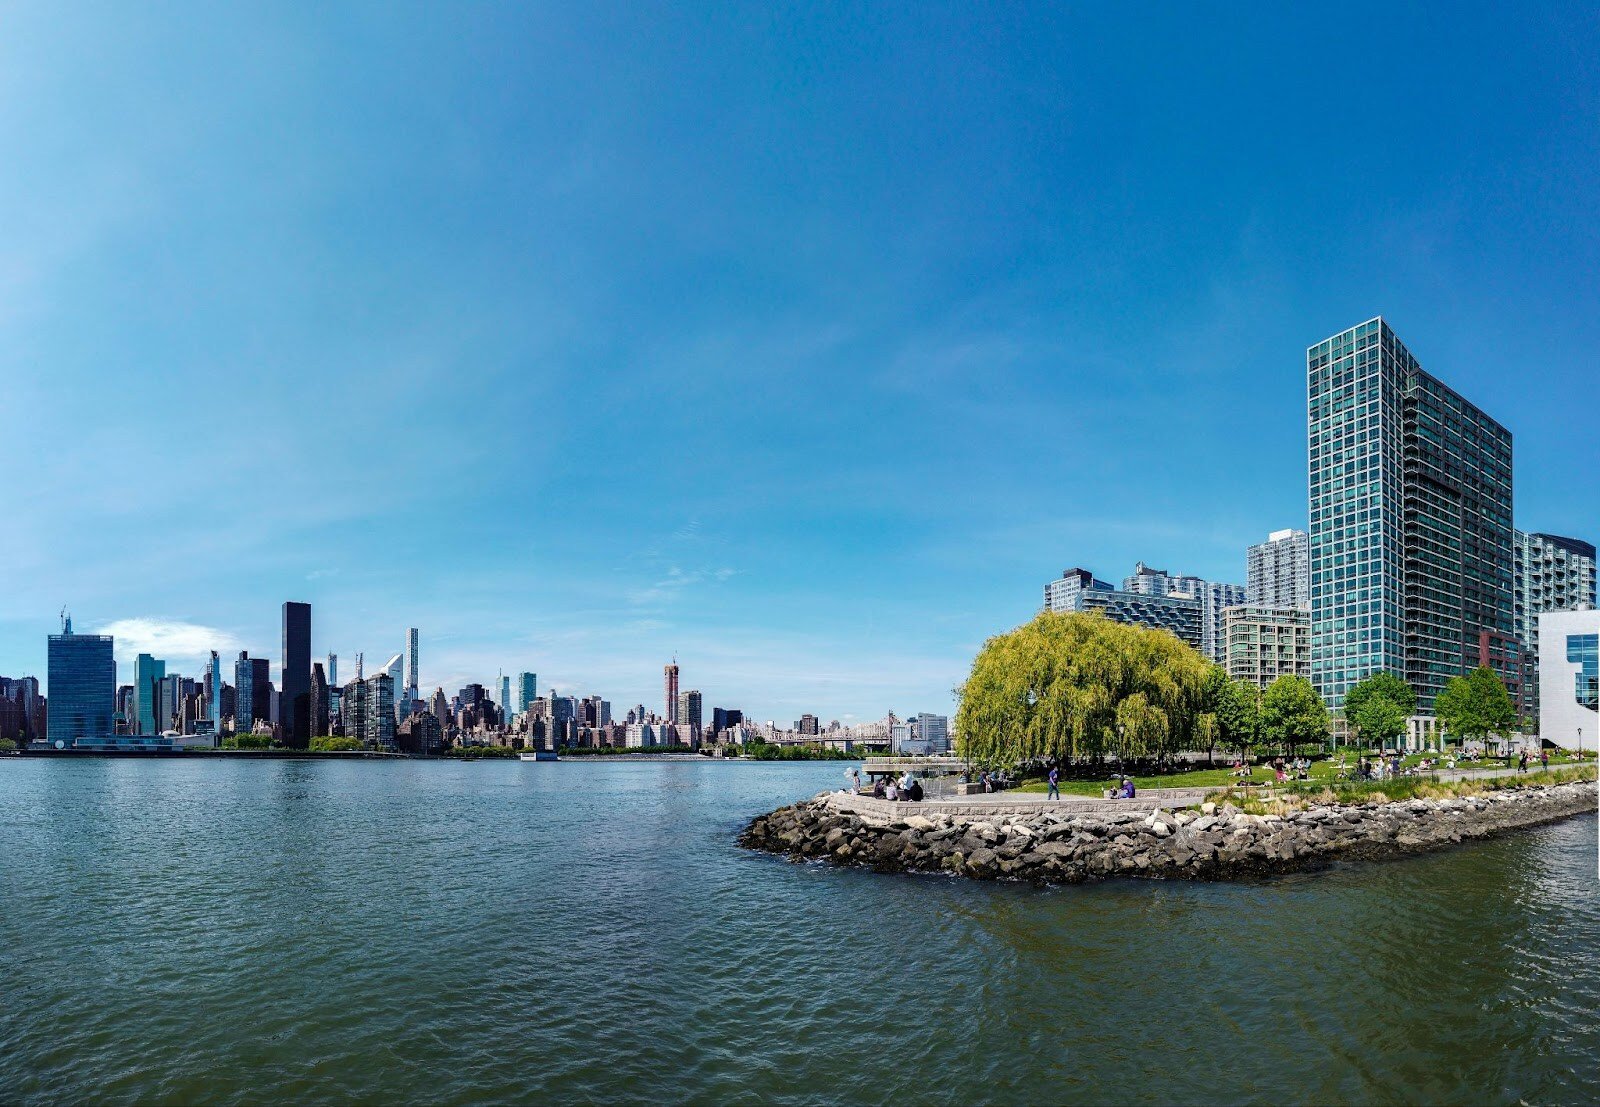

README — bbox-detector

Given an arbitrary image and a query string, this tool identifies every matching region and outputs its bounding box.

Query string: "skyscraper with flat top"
[664,661,680,724]
[405,628,419,703]
[1307,318,1514,733]
[46,615,115,746]
[282,601,312,749]
[1248,529,1310,610]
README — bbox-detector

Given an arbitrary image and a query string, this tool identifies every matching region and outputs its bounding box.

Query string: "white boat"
[519,750,560,762]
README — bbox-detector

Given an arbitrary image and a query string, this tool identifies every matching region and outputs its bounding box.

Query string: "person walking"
[1540,748,1550,771]
[1047,765,1060,800]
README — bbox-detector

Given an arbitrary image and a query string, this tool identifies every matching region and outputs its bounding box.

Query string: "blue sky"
[2,2,1596,722]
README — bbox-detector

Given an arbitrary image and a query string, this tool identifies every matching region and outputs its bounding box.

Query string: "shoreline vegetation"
[739,771,1599,884]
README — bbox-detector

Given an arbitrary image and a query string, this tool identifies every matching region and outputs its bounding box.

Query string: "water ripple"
[1,759,1597,1105]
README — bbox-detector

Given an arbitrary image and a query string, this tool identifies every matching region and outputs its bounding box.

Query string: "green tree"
[1197,665,1231,766]
[1215,678,1262,760]
[310,735,364,752]
[954,611,1211,768]
[223,733,272,750]
[1435,666,1517,748]
[1343,672,1416,751]
[1260,674,1330,757]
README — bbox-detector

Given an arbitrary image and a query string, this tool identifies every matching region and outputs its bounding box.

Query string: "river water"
[1,757,1596,1105]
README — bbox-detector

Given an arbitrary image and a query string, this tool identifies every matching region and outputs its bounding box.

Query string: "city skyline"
[2,6,1597,720]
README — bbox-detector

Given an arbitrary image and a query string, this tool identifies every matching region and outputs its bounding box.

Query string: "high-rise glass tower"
[133,652,166,735]
[517,672,538,714]
[405,628,419,703]
[46,616,115,746]
[205,650,223,731]
[1307,318,1514,723]
[234,652,269,731]
[282,601,312,749]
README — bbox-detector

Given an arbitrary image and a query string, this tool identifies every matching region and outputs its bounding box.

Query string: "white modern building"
[1537,608,1598,752]
[1247,529,1310,610]
[1515,531,1597,721]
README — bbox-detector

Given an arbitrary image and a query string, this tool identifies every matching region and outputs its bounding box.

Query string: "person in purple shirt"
[1047,766,1060,800]
[1119,777,1136,799]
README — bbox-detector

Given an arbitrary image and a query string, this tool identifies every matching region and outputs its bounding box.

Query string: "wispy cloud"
[627,566,739,606]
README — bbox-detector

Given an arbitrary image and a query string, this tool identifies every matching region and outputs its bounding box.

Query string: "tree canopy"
[1260,675,1329,755]
[1214,678,1262,756]
[1343,672,1416,748]
[954,611,1211,767]
[1436,666,1517,743]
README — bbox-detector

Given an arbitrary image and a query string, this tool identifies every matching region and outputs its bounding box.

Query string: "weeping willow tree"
[954,611,1213,768]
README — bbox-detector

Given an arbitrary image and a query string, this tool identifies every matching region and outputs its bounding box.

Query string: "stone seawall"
[738,780,1597,883]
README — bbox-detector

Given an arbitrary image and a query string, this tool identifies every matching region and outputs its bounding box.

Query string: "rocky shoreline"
[738,779,1598,883]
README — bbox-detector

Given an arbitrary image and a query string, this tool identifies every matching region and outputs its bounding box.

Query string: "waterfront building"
[374,654,403,722]
[405,628,419,703]
[517,672,537,714]
[234,653,270,733]
[282,601,312,749]
[797,713,819,735]
[3,676,43,744]
[1225,606,1312,688]
[1042,568,1203,652]
[499,674,512,719]
[711,707,743,735]
[396,710,443,755]
[46,615,115,747]
[310,662,329,737]
[205,650,223,732]
[624,722,660,748]
[133,652,166,735]
[1514,531,1597,722]
[157,673,184,732]
[430,687,449,731]
[1248,529,1310,610]
[676,689,703,730]
[341,677,369,743]
[1536,608,1598,751]
[664,661,680,724]
[1307,318,1515,734]
[915,712,950,754]
[327,653,337,686]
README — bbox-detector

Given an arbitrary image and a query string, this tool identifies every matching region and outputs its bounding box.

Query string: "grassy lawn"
[1010,749,1593,797]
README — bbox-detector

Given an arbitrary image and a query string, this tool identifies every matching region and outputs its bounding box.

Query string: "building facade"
[664,662,680,724]
[1514,531,1597,722]
[1224,606,1311,688]
[1247,529,1310,610]
[133,652,166,735]
[234,653,270,732]
[1536,609,1598,751]
[1307,318,1515,718]
[282,601,311,749]
[676,689,703,730]
[517,672,537,714]
[1042,568,1203,652]
[46,619,115,746]
[405,628,420,704]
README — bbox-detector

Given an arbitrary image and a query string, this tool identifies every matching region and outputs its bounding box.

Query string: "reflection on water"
[0,758,1596,1105]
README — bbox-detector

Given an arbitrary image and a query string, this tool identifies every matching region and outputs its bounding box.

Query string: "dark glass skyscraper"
[46,618,115,746]
[282,601,312,749]
[1308,318,1514,730]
